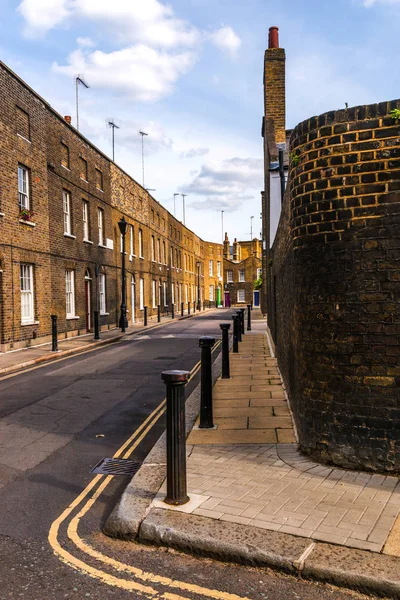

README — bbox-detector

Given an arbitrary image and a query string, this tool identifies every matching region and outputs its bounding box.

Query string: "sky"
[1,0,399,243]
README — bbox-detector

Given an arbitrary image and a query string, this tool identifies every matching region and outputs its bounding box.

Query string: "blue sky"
[1,0,399,243]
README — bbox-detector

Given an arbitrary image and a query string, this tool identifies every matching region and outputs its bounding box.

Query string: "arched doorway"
[84,269,92,332]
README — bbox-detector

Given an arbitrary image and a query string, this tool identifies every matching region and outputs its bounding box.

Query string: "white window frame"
[237,289,246,303]
[151,236,155,262]
[63,190,72,235]
[82,200,89,240]
[65,270,76,318]
[99,273,107,314]
[152,280,157,308]
[171,283,175,305]
[239,269,245,283]
[209,285,214,301]
[209,260,213,276]
[227,270,233,283]
[139,229,144,258]
[257,268,262,279]
[157,238,161,264]
[130,225,134,257]
[18,164,29,210]
[20,264,34,324]
[98,208,104,245]
[217,261,221,277]
[139,277,144,309]
[163,281,167,306]
[185,284,188,304]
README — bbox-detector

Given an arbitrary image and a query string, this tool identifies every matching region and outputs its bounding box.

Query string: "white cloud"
[180,147,209,158]
[18,0,70,37]
[361,0,400,6]
[209,26,241,56]
[77,36,95,48]
[182,157,263,211]
[53,46,196,102]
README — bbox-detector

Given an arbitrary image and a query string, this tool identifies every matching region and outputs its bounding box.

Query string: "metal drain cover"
[90,457,141,477]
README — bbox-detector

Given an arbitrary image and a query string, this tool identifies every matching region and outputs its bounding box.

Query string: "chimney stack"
[264,26,286,144]
[223,232,230,260]
[64,115,72,125]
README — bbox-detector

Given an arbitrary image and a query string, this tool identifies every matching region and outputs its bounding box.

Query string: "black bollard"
[94,310,100,340]
[199,336,216,428]
[144,306,148,326]
[157,304,161,323]
[181,302,184,317]
[188,302,190,315]
[240,308,245,335]
[193,301,196,314]
[232,315,239,353]
[220,323,230,379]
[236,311,242,342]
[171,303,175,319]
[161,370,190,505]
[247,304,252,331]
[51,315,58,351]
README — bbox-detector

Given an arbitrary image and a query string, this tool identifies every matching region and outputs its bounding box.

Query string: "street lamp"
[118,216,128,332]
[196,261,201,311]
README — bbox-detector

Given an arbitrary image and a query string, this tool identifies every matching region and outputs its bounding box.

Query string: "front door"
[253,290,260,307]
[85,279,91,331]
[224,291,230,308]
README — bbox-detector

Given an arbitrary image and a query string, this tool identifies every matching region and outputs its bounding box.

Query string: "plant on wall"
[289,151,300,166]
[19,208,35,221]
[254,277,262,290]
[390,108,400,123]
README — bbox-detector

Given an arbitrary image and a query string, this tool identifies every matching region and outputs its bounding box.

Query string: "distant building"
[222,234,262,307]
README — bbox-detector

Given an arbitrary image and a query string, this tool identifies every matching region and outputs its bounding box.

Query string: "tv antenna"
[75,75,89,131]
[107,119,120,162]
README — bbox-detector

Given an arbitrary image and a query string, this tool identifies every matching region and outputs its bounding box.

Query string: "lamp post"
[118,216,128,332]
[196,261,201,311]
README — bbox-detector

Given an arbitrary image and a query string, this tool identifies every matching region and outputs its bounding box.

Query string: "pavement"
[0,307,212,376]
[104,310,400,599]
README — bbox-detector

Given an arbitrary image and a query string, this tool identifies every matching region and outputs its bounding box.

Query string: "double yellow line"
[49,340,250,600]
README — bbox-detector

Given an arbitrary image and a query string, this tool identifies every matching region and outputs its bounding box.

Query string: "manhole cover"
[90,457,141,477]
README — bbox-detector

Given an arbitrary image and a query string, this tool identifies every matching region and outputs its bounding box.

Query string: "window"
[257,268,262,279]
[18,164,30,210]
[16,106,30,140]
[20,264,34,324]
[185,284,188,303]
[157,238,161,263]
[151,236,155,261]
[171,247,174,268]
[95,168,103,190]
[61,143,70,169]
[99,273,106,314]
[209,285,214,301]
[151,209,155,223]
[139,229,144,258]
[179,283,183,304]
[171,283,175,305]
[130,225,134,256]
[227,270,233,283]
[163,281,167,306]
[157,213,160,227]
[139,278,144,309]
[65,270,75,318]
[163,241,166,264]
[63,190,72,234]
[175,249,179,269]
[239,269,245,282]
[82,201,89,240]
[237,289,246,303]
[217,261,221,277]
[184,254,186,271]
[162,218,165,231]
[98,208,104,245]
[79,156,88,180]
[152,280,157,308]
[209,260,213,276]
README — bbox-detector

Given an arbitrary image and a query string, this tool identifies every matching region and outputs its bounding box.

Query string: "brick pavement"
[158,321,400,554]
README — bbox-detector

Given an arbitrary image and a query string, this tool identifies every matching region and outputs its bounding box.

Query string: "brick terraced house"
[223,233,262,308]
[0,60,223,352]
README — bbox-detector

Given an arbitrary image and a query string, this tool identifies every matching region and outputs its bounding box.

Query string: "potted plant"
[19,208,35,222]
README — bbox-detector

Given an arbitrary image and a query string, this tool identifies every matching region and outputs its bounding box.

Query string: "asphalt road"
[0,311,374,600]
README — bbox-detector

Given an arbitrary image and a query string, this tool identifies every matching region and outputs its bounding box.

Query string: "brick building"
[0,60,223,352]
[223,234,262,307]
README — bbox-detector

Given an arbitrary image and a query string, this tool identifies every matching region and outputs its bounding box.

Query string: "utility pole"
[221,210,224,243]
[139,131,148,188]
[75,75,89,131]
[250,215,254,240]
[173,193,179,218]
[181,194,187,225]
[107,119,120,162]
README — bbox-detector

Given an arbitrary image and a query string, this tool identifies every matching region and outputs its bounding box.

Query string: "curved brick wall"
[269,99,400,472]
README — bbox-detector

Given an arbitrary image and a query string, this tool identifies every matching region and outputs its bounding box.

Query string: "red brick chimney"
[64,115,72,125]
[264,26,286,144]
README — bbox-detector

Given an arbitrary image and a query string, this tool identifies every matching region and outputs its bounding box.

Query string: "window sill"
[64,233,76,239]
[100,312,109,316]
[96,187,104,193]
[129,254,136,261]
[0,212,5,217]
[61,164,71,172]
[80,177,89,183]
[139,256,144,260]
[83,239,93,245]
[19,219,36,227]
[17,134,31,144]
[21,320,39,326]
[66,316,80,320]
[98,243,108,249]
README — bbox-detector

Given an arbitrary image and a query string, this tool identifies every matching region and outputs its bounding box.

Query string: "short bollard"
[193,301,196,314]
[247,304,252,331]
[232,315,239,353]
[161,370,190,505]
[157,304,161,323]
[220,323,230,379]
[144,306,148,326]
[171,303,175,319]
[188,302,191,315]
[240,308,245,335]
[94,310,100,340]
[181,302,184,317]
[51,315,58,351]
[199,336,216,428]
[236,312,242,342]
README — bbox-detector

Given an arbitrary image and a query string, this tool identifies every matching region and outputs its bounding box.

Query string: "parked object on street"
[220,323,230,379]
[51,315,58,352]
[199,336,216,429]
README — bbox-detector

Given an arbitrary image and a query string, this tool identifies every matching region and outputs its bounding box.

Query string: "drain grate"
[90,457,141,477]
